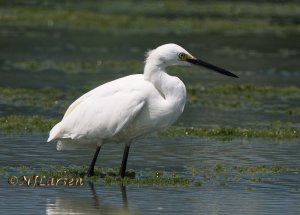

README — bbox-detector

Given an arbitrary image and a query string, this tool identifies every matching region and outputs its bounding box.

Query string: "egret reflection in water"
[46,183,136,215]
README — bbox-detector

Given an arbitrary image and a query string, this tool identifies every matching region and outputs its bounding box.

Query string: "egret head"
[147,43,238,78]
[146,43,192,67]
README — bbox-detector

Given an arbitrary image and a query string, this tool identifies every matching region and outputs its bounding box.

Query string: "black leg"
[87,146,101,177]
[119,145,130,178]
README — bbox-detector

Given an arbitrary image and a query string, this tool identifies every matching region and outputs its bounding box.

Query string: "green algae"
[234,164,288,174]
[0,83,299,138]
[0,166,9,175]
[2,165,195,187]
[0,115,58,133]
[103,175,193,187]
[0,86,70,111]
[1,83,299,111]
[161,125,300,139]
[0,86,83,116]
[1,1,300,34]
[191,84,300,96]
[0,86,61,98]
[0,115,299,139]
[7,59,142,74]
[186,84,300,106]
[249,178,261,183]
[214,164,225,174]
[38,165,89,178]
[2,0,300,18]
[17,164,35,174]
[2,164,299,187]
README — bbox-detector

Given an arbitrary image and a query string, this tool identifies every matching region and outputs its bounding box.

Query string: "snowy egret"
[47,43,238,177]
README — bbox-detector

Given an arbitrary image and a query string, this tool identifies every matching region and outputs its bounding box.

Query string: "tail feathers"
[47,122,62,142]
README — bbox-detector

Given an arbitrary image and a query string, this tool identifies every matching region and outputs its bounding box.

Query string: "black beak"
[187,58,238,78]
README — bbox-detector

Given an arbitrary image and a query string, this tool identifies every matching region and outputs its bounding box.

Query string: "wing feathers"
[49,91,146,142]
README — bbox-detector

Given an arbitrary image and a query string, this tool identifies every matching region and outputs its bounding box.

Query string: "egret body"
[47,44,238,177]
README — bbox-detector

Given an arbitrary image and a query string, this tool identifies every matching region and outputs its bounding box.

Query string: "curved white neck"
[143,60,186,102]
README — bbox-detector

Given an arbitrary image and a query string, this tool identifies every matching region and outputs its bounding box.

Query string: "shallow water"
[0,134,300,214]
[1,1,300,214]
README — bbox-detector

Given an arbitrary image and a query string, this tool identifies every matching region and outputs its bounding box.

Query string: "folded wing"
[48,89,146,142]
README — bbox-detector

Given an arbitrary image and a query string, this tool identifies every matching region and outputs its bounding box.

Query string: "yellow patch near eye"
[178,53,193,61]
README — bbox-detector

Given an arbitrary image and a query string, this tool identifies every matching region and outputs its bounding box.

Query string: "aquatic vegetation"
[0,87,85,118]
[234,164,288,174]
[0,115,299,139]
[38,165,89,178]
[1,82,299,113]
[103,175,193,187]
[186,83,300,111]
[0,166,9,175]
[2,164,299,187]
[249,177,261,183]
[17,164,35,174]
[1,1,300,34]
[0,86,61,99]
[0,115,57,133]
[3,0,300,18]
[161,125,300,139]
[214,164,224,174]
[190,84,300,96]
[186,83,300,106]
[2,164,195,186]
[6,59,142,74]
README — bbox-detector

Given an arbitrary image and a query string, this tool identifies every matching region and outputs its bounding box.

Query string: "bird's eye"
[178,52,186,60]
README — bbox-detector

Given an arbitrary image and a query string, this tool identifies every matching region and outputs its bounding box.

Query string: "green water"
[0,1,300,214]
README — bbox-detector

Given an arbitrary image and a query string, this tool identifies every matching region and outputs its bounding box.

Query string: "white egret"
[47,43,238,177]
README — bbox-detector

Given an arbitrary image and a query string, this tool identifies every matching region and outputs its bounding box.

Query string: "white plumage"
[47,43,237,177]
[48,44,188,148]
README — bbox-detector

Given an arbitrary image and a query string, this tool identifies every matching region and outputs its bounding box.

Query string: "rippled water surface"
[1,1,300,214]
[0,135,300,215]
